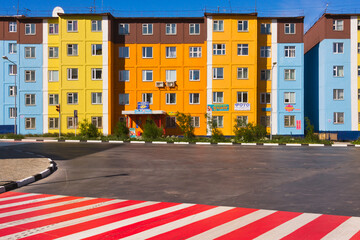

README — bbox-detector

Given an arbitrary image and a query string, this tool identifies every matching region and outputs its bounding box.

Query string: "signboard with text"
[207,104,229,111]
[134,109,152,114]
[234,103,251,111]
[137,102,150,110]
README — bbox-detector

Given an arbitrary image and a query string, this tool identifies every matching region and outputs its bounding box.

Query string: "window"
[9,107,17,119]
[213,68,224,79]
[119,94,129,105]
[358,66,360,76]
[333,66,344,77]
[91,68,102,80]
[358,20,360,30]
[67,68,78,80]
[9,43,17,54]
[25,118,36,129]
[189,93,200,104]
[260,92,271,104]
[260,69,271,81]
[166,70,176,82]
[260,23,271,34]
[189,70,200,81]
[91,44,102,56]
[284,46,295,57]
[358,89,360,100]
[284,92,296,104]
[333,89,344,100]
[166,47,176,58]
[333,42,344,54]
[9,65,17,75]
[9,86,16,97]
[165,24,176,35]
[91,20,102,32]
[118,23,129,35]
[25,24,36,35]
[25,94,36,105]
[237,92,248,103]
[119,47,129,58]
[213,44,226,55]
[49,70,59,82]
[284,23,295,34]
[49,118,59,129]
[191,116,200,128]
[236,68,248,79]
[49,94,59,105]
[49,47,59,58]
[166,117,176,128]
[92,117,103,128]
[142,24,153,35]
[260,46,271,58]
[213,92,224,103]
[189,47,202,58]
[333,20,344,31]
[119,70,130,82]
[9,22,17,32]
[284,69,295,81]
[166,93,176,104]
[334,112,344,124]
[237,44,249,56]
[67,44,78,56]
[212,116,223,128]
[67,20,78,32]
[238,20,248,32]
[67,117,78,129]
[284,115,295,127]
[260,116,270,127]
[213,20,224,32]
[142,93,153,104]
[142,70,153,82]
[25,70,35,82]
[67,93,78,104]
[358,43,360,54]
[142,47,153,58]
[25,47,35,58]
[237,116,248,127]
[49,23,59,34]
[91,92,102,104]
[189,23,200,35]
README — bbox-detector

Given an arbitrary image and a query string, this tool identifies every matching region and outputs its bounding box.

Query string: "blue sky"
[1,0,359,31]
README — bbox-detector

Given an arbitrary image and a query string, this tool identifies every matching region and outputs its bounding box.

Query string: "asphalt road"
[2,142,360,217]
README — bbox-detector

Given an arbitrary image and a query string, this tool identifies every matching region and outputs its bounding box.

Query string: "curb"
[0,138,357,148]
[0,158,56,194]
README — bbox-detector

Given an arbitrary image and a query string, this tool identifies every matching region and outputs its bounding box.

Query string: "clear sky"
[1,0,359,31]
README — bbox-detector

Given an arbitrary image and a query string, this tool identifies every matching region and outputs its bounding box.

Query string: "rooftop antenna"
[16,0,19,15]
[217,6,220,13]
[90,0,96,13]
[324,3,328,13]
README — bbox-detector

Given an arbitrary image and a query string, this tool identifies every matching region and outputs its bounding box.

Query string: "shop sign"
[137,102,150,110]
[207,104,229,111]
[285,104,294,112]
[129,128,136,138]
[134,109,152,114]
[168,112,177,116]
[296,120,301,130]
[234,103,250,111]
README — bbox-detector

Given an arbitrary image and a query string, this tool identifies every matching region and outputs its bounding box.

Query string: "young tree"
[175,112,194,139]
[79,119,100,138]
[114,121,129,139]
[205,113,225,142]
[142,118,163,140]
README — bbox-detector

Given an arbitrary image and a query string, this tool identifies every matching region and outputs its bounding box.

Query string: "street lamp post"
[270,62,277,141]
[3,56,17,135]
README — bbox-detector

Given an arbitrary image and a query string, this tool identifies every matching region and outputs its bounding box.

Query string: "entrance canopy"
[122,110,167,115]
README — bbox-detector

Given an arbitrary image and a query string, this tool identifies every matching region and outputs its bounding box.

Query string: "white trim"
[350,16,358,131]
[43,20,49,134]
[271,20,278,135]
[206,16,213,136]
[102,16,109,135]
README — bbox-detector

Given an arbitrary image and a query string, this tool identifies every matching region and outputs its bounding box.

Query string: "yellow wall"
[211,15,258,135]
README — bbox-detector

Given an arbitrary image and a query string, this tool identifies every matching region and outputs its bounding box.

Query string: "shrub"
[114,121,129,139]
[79,119,101,138]
[142,119,163,140]
[175,112,194,139]
[304,117,319,142]
[205,114,225,142]
[233,119,266,142]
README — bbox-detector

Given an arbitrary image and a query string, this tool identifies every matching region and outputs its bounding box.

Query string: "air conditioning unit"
[167,81,176,88]
[155,81,164,87]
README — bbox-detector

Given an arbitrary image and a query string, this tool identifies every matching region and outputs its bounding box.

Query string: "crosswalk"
[0,192,360,239]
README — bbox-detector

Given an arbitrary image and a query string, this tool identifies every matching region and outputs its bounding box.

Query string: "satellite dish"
[52,7,64,17]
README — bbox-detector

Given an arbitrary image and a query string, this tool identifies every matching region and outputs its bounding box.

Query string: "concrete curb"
[0,138,357,148]
[0,158,56,194]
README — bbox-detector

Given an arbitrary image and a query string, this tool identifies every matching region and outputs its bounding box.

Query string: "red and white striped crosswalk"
[0,192,360,239]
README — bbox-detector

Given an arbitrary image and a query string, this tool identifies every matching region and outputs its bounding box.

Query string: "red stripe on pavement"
[0,196,87,224]
[281,214,351,240]
[0,198,123,238]
[215,211,302,240]
[0,196,78,215]
[350,229,360,239]
[0,193,51,205]
[22,202,181,240]
[0,191,28,199]
[83,204,216,240]
[148,207,258,240]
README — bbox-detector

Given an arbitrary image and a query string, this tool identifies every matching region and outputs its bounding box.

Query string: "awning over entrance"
[122,110,167,115]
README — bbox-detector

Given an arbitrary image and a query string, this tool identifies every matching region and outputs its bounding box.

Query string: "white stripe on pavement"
[0,193,39,202]
[188,210,276,240]
[0,195,62,209]
[322,217,360,240]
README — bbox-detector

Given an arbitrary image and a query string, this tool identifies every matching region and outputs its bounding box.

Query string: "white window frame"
[237,116,248,127]
[142,93,153,104]
[9,86,16,97]
[238,20,248,32]
[25,23,36,35]
[358,43,360,54]
[333,42,344,54]
[284,69,296,81]
[284,92,296,104]
[49,118,59,129]
[9,65,17,75]
[49,70,59,82]
[25,47,35,58]
[67,92,78,105]
[189,23,200,35]
[213,44,226,55]
[333,20,344,31]
[9,107,17,119]
[189,93,200,104]
[91,20,102,32]
[67,117,78,129]
[260,23,271,34]
[213,68,224,79]
[260,46,271,58]
[191,116,200,128]
[91,92,102,105]
[119,93,129,105]
[25,94,36,106]
[49,23,59,34]
[142,24,153,35]
[92,117,103,128]
[67,20,78,32]
[49,94,59,105]
[189,47,202,58]
[119,70,130,82]
[67,68,78,80]
[9,43,17,54]
[260,69,271,80]
[25,70,36,82]
[166,93,177,104]
[118,23,130,35]
[189,70,200,81]
[284,46,296,58]
[142,70,153,82]
[49,47,59,58]
[260,92,271,104]
[334,112,344,124]
[284,115,296,127]
[165,23,177,35]
[9,22,17,32]
[213,92,224,103]
[25,118,36,129]
[237,92,248,103]
[213,20,224,32]
[119,47,129,58]
[166,70,177,82]
[67,44,78,56]
[237,67,248,79]
[333,66,344,77]
[212,116,224,128]
[91,68,102,80]
[165,46,177,58]
[284,23,296,34]
[142,47,153,58]
[237,44,249,56]
[333,89,344,100]
[91,44,102,56]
